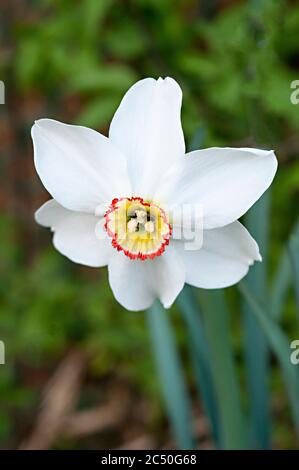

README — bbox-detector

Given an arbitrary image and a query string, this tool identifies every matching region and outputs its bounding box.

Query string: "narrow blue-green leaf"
[288,235,299,328]
[242,192,271,449]
[198,290,247,449]
[270,219,299,320]
[177,286,221,446]
[188,126,206,152]
[146,301,195,449]
[270,248,291,320]
[239,282,299,436]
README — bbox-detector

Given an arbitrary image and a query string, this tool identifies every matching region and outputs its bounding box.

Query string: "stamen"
[127,218,138,233]
[144,221,154,233]
[135,210,147,224]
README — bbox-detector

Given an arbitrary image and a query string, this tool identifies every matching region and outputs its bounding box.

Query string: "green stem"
[177,286,221,446]
[199,290,247,449]
[242,192,271,449]
[146,301,195,449]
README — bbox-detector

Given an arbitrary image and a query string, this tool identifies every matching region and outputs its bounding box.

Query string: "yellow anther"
[135,210,147,224]
[127,218,138,233]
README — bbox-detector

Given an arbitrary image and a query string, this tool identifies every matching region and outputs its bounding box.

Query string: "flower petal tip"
[161,301,173,310]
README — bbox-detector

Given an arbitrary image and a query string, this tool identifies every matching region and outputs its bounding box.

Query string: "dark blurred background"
[1,0,299,449]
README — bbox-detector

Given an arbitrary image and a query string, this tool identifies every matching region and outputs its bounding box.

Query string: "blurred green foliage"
[1,0,299,448]
[0,215,159,445]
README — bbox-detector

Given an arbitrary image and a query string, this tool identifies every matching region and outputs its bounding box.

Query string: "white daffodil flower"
[32,77,277,311]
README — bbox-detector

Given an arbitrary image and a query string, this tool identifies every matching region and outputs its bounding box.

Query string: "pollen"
[127,218,139,233]
[104,197,172,260]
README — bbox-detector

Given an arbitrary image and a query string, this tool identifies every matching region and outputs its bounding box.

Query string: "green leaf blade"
[146,301,195,450]
[177,286,221,447]
[199,290,247,449]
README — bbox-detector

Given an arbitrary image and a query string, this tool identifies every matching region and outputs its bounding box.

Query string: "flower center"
[104,197,172,260]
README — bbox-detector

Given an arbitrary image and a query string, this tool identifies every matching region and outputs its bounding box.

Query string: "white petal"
[151,246,186,308]
[108,253,155,311]
[35,199,113,267]
[108,247,185,311]
[173,221,261,289]
[109,77,185,198]
[155,147,277,229]
[32,119,132,213]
